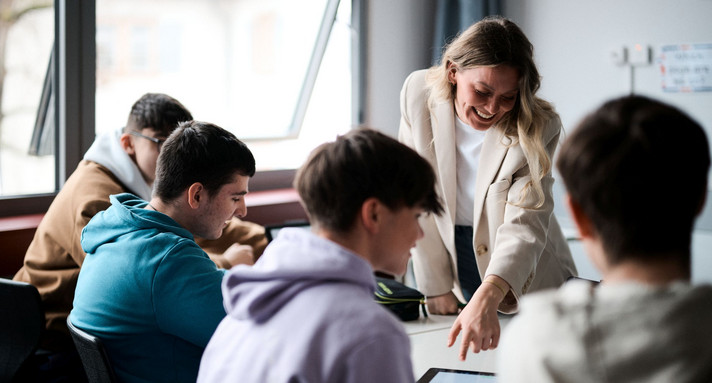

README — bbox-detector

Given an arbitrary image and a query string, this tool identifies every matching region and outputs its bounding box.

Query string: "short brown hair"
[154,121,255,201]
[124,93,193,136]
[557,95,710,264]
[295,128,443,232]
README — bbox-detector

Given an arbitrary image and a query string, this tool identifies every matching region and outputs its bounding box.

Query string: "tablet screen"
[417,368,496,383]
[264,221,310,242]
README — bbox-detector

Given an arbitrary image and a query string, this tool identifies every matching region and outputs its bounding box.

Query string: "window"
[0,0,359,216]
[95,0,353,170]
[0,3,54,197]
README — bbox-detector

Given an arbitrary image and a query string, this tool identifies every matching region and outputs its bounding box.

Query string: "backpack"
[374,277,428,321]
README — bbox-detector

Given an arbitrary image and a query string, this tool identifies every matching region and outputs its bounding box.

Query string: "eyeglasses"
[129,131,167,151]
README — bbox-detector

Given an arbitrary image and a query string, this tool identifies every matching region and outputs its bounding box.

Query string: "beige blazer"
[398,70,577,313]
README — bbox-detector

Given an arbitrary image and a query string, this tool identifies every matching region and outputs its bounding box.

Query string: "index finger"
[458,326,472,361]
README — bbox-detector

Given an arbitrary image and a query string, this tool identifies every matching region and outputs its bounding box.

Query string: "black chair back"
[0,278,44,382]
[67,317,118,383]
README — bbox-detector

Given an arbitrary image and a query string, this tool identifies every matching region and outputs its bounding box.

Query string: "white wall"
[504,0,712,282]
[504,0,712,231]
[363,0,435,138]
[506,0,712,134]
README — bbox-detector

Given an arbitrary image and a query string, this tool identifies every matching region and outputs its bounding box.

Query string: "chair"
[0,278,45,382]
[67,317,118,383]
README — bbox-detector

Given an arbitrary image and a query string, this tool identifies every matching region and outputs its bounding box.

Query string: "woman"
[398,16,577,359]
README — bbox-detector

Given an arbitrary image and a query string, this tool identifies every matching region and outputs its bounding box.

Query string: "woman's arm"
[486,117,563,312]
[448,117,563,358]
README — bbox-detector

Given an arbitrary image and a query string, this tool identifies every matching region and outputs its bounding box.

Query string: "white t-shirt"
[455,117,486,226]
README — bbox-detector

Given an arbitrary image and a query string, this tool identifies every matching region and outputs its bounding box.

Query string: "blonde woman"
[399,16,577,360]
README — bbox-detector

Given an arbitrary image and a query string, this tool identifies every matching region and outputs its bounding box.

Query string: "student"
[69,121,258,383]
[13,93,267,355]
[498,95,712,382]
[398,15,576,359]
[197,128,444,383]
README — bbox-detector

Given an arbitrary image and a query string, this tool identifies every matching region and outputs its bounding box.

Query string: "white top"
[455,117,486,226]
[83,127,153,200]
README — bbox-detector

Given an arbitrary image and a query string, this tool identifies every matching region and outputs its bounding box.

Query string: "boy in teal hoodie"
[71,120,256,383]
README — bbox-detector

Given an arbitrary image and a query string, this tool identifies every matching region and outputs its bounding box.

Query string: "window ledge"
[0,189,303,231]
[0,214,44,232]
[247,188,300,207]
[0,189,306,278]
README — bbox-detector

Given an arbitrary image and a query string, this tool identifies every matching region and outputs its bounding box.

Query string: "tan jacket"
[14,160,267,349]
[398,70,576,313]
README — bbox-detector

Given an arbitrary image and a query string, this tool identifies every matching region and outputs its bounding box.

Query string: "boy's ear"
[119,133,136,155]
[186,182,204,209]
[360,197,381,234]
[565,194,594,239]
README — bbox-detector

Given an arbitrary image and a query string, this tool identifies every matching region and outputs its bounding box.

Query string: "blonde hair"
[426,16,555,208]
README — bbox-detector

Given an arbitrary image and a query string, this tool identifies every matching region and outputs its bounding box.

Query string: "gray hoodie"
[499,280,712,382]
[197,228,415,383]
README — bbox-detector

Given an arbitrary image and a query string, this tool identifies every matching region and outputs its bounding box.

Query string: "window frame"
[0,0,364,217]
[0,0,94,217]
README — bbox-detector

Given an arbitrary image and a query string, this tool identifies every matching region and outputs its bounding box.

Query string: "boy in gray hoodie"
[197,128,443,383]
[498,96,712,382]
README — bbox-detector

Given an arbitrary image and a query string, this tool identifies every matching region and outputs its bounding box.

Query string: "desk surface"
[403,314,511,379]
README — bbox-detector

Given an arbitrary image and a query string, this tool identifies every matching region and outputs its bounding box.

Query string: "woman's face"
[448,64,520,131]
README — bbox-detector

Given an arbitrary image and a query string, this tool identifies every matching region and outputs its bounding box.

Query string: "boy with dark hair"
[14,93,266,355]
[197,128,444,383]
[498,95,712,382]
[70,121,259,383]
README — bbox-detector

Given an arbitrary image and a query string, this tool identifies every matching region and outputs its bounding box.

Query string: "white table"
[403,313,511,379]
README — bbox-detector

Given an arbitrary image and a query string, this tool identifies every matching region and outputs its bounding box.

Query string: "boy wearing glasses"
[14,93,267,376]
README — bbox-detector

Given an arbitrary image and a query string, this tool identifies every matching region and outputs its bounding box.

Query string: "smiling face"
[194,173,250,240]
[448,64,520,131]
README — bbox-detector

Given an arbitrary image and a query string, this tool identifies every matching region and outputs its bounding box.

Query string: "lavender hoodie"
[197,228,414,383]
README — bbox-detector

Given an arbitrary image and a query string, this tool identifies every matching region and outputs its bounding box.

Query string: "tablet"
[264,221,310,242]
[416,368,496,383]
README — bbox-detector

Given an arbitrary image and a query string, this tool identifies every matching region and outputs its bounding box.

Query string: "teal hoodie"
[71,193,227,383]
